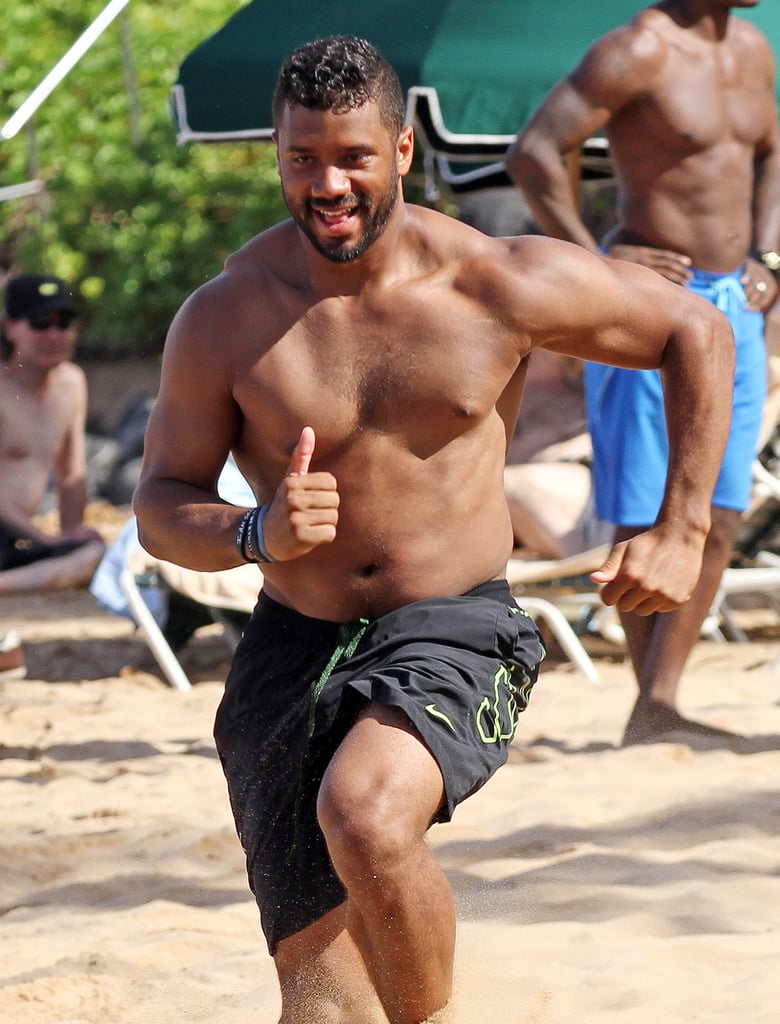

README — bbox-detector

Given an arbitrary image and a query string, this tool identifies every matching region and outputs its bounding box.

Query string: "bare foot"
[621,699,742,750]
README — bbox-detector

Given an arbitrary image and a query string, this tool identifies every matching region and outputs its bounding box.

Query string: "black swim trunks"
[213,579,545,953]
[0,522,90,571]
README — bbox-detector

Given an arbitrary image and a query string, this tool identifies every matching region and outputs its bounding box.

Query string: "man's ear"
[396,125,414,176]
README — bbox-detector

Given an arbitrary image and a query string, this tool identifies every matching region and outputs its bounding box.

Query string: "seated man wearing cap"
[0,273,105,613]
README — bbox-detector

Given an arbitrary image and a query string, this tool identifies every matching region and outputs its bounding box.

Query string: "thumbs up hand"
[287,424,316,476]
[262,426,339,561]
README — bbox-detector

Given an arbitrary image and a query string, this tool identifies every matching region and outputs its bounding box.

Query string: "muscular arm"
[744,33,780,309]
[505,77,607,250]
[592,270,733,612]
[744,147,780,310]
[506,23,660,248]
[133,279,339,573]
[752,144,780,255]
[749,30,780,255]
[497,236,735,610]
[133,284,250,571]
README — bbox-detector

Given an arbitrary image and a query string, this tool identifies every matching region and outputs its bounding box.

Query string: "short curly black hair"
[272,36,406,136]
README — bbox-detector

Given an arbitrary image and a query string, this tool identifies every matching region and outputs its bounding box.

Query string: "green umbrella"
[173,0,779,150]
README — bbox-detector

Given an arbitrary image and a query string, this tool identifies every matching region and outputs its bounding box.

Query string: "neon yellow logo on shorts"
[476,664,521,744]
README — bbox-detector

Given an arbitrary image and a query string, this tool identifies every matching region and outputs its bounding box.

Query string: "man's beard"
[287,168,399,263]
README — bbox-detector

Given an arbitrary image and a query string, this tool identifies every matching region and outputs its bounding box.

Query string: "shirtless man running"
[0,273,105,596]
[134,36,735,1024]
[507,0,780,746]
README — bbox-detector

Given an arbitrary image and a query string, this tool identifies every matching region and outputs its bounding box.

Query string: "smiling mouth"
[312,204,359,228]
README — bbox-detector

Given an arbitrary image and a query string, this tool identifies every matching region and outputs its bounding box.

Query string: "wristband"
[237,504,277,564]
[235,508,257,563]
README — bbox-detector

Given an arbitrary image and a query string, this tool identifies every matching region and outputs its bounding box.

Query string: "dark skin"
[507,0,780,292]
[134,100,734,1023]
[507,0,780,744]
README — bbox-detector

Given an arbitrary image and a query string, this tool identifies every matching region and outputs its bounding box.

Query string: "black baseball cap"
[5,273,78,322]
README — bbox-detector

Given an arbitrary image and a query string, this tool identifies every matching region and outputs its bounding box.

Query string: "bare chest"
[0,382,73,465]
[234,292,521,462]
[613,45,772,155]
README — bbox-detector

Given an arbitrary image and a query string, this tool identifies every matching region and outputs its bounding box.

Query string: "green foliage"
[0,1,288,357]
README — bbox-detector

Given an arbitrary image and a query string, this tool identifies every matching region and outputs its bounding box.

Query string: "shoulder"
[571,9,669,98]
[459,232,607,289]
[224,218,299,281]
[53,360,88,396]
[402,204,546,296]
[451,232,623,333]
[213,219,299,299]
[731,12,773,44]
[730,15,776,68]
[459,232,702,337]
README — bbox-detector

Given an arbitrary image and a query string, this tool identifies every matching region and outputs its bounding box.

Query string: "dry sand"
[2,586,780,1023]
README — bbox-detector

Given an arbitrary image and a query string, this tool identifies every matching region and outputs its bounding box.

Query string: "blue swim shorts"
[584,267,767,525]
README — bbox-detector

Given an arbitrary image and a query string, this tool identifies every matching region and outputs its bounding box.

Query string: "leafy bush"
[1,2,288,357]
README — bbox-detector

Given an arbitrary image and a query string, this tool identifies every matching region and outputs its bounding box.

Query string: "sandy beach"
[2,584,780,1024]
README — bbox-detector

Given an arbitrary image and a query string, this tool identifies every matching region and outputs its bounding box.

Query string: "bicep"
[753,37,779,158]
[557,263,690,368]
[513,241,706,370]
[516,79,613,160]
[519,26,660,155]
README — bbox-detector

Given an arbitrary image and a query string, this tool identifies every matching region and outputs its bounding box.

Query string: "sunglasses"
[27,312,77,331]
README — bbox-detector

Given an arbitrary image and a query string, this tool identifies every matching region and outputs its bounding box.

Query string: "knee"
[317,774,409,888]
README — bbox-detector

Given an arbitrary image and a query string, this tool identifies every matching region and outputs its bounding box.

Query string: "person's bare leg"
[618,506,742,744]
[0,541,105,594]
[274,906,388,1023]
[317,702,456,1024]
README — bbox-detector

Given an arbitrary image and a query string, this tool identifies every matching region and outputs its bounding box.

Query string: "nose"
[313,164,351,197]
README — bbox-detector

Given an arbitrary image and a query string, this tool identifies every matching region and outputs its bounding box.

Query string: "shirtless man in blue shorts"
[507,0,780,747]
[135,36,735,1024]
